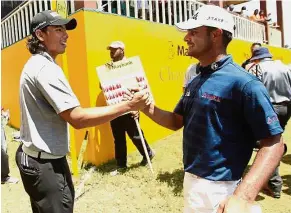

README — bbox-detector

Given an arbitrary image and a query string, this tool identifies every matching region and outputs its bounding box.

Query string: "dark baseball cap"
[30,10,77,34]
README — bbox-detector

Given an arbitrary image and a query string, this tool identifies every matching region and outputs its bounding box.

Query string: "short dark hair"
[251,42,262,47]
[26,28,47,54]
[207,27,233,48]
[222,30,233,48]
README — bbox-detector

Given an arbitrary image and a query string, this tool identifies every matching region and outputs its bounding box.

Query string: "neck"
[113,55,124,62]
[46,50,57,60]
[198,48,227,67]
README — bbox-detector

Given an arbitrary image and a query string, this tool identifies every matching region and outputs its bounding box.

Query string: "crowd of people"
[227,4,279,28]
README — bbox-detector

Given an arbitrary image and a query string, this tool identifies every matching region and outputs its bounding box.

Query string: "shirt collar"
[199,55,233,75]
[38,52,56,64]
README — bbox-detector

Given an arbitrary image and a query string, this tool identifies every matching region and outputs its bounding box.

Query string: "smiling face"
[184,26,213,59]
[35,25,68,59]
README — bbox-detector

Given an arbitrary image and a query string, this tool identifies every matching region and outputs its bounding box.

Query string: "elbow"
[67,107,88,130]
[69,120,84,130]
[59,107,89,130]
[171,123,183,131]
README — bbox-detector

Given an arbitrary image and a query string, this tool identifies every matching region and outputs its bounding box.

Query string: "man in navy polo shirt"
[141,5,284,213]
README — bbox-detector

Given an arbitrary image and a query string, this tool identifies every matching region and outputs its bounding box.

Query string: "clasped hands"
[122,87,153,116]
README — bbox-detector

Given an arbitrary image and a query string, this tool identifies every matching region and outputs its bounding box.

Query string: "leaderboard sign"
[96,56,154,106]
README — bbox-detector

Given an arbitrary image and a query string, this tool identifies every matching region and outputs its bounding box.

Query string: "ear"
[211,28,223,41]
[35,29,45,42]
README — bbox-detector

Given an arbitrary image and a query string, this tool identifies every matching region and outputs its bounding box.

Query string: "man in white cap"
[107,41,154,176]
[107,41,126,62]
[16,11,150,213]
[140,5,283,213]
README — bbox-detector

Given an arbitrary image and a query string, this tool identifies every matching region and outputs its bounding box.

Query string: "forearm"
[142,105,182,130]
[69,102,131,129]
[233,134,284,201]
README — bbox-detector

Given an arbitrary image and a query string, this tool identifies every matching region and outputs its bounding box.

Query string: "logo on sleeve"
[267,115,279,124]
[202,92,221,102]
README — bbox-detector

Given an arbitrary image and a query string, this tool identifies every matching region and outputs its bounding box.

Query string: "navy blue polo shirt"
[174,55,283,181]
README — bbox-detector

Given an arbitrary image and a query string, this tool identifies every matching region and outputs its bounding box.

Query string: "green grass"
[1,122,291,213]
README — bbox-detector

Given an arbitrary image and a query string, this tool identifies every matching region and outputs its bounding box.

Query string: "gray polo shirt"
[19,52,80,156]
[259,59,291,103]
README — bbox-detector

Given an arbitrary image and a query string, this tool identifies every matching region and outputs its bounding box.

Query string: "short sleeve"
[36,65,80,114]
[242,80,283,140]
[174,95,184,116]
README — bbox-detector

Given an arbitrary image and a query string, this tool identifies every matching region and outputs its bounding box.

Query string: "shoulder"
[216,62,263,93]
[260,60,289,72]
[225,61,258,82]
[32,56,63,81]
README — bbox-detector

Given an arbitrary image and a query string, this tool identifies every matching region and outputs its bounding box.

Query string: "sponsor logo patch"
[202,92,221,102]
[267,115,279,124]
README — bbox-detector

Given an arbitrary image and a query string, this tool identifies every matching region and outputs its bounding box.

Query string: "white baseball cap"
[175,5,235,35]
[107,41,125,50]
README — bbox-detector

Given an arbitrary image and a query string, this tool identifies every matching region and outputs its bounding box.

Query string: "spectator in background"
[249,47,290,198]
[228,4,234,12]
[265,12,272,24]
[1,109,19,184]
[241,42,261,70]
[107,41,155,176]
[239,6,248,18]
[249,9,260,22]
[258,10,266,23]
[130,0,149,19]
[227,4,238,16]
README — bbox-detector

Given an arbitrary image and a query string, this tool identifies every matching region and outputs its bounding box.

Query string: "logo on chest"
[201,92,221,103]
[185,90,191,97]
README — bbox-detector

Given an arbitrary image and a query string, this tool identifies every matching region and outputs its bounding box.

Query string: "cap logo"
[192,12,199,20]
[50,12,61,17]
[207,16,224,23]
[33,21,46,32]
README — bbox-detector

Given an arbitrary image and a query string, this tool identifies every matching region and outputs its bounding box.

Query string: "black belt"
[273,101,291,106]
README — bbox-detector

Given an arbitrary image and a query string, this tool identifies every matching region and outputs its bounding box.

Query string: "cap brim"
[250,53,273,61]
[175,19,202,31]
[107,45,123,50]
[51,18,77,30]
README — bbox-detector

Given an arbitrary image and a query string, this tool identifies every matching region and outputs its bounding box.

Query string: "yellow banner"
[56,0,68,18]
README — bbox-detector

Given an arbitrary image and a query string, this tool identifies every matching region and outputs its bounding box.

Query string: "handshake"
[122,87,154,112]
